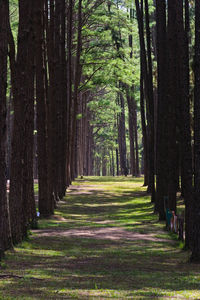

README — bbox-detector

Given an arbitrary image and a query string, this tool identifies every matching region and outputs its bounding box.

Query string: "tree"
[0,0,12,252]
[34,0,54,216]
[155,0,168,219]
[135,0,155,200]
[176,0,193,249]
[9,0,37,243]
[191,0,200,262]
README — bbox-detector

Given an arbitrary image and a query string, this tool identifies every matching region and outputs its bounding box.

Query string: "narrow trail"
[1,177,200,299]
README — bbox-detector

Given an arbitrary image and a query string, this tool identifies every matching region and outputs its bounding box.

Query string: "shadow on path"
[1,178,200,299]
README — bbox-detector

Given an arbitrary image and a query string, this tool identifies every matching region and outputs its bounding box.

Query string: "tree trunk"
[118,87,128,176]
[0,0,12,251]
[116,144,119,176]
[34,0,54,216]
[167,0,178,212]
[191,0,200,262]
[127,91,136,176]
[144,0,155,201]
[21,0,37,233]
[135,0,155,200]
[155,0,168,218]
[71,0,82,180]
[9,0,36,243]
[133,99,140,176]
[140,65,148,186]
[177,0,193,249]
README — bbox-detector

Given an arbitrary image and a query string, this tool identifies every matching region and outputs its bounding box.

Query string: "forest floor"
[0,177,200,300]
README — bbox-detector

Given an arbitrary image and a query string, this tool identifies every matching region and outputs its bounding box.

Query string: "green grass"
[0,176,199,299]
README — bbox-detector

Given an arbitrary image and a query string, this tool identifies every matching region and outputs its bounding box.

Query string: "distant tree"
[118,86,128,176]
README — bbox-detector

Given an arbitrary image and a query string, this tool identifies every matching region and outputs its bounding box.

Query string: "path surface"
[1,177,200,299]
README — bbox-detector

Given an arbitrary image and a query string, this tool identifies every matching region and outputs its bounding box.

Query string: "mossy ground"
[0,176,199,299]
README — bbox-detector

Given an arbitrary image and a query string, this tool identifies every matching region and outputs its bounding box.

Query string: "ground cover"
[0,177,199,299]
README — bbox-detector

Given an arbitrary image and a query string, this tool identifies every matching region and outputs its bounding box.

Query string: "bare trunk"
[0,0,12,251]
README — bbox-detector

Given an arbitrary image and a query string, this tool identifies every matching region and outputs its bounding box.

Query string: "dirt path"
[1,178,200,300]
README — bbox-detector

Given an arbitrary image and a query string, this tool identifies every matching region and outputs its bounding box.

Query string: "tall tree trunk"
[155,0,168,218]
[71,0,82,180]
[0,0,12,252]
[118,87,128,176]
[116,143,119,176]
[35,0,54,216]
[144,0,155,201]
[46,0,57,207]
[167,0,178,212]
[140,65,148,186]
[102,148,107,176]
[135,0,155,200]
[112,150,115,176]
[9,0,36,243]
[127,92,136,176]
[133,99,140,176]
[191,0,200,262]
[66,0,74,186]
[21,0,37,234]
[60,0,68,197]
[177,0,193,249]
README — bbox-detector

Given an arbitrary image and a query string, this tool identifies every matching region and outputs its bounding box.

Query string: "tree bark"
[127,92,136,176]
[118,87,128,176]
[71,0,83,180]
[34,0,54,216]
[0,0,12,251]
[135,0,155,200]
[140,65,148,186]
[167,0,178,212]
[155,0,168,218]
[177,0,193,249]
[9,0,36,243]
[191,0,200,262]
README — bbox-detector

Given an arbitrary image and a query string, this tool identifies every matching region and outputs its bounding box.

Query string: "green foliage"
[79,0,143,164]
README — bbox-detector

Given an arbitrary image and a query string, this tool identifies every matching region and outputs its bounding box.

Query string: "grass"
[0,176,200,299]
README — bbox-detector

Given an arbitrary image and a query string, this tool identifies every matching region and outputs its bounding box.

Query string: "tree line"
[0,0,200,262]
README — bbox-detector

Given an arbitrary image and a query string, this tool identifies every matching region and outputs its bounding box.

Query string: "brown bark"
[133,99,140,176]
[135,0,155,199]
[176,0,193,249]
[45,0,57,207]
[144,0,155,201]
[9,0,36,243]
[155,0,168,219]
[118,87,128,176]
[71,0,83,180]
[116,144,119,176]
[0,0,12,251]
[140,66,148,186]
[21,0,37,233]
[167,0,178,212]
[191,0,200,262]
[60,0,68,197]
[66,0,74,186]
[102,147,107,176]
[34,0,54,216]
[127,91,136,176]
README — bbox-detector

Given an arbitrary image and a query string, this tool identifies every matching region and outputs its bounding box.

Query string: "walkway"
[0,177,200,299]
